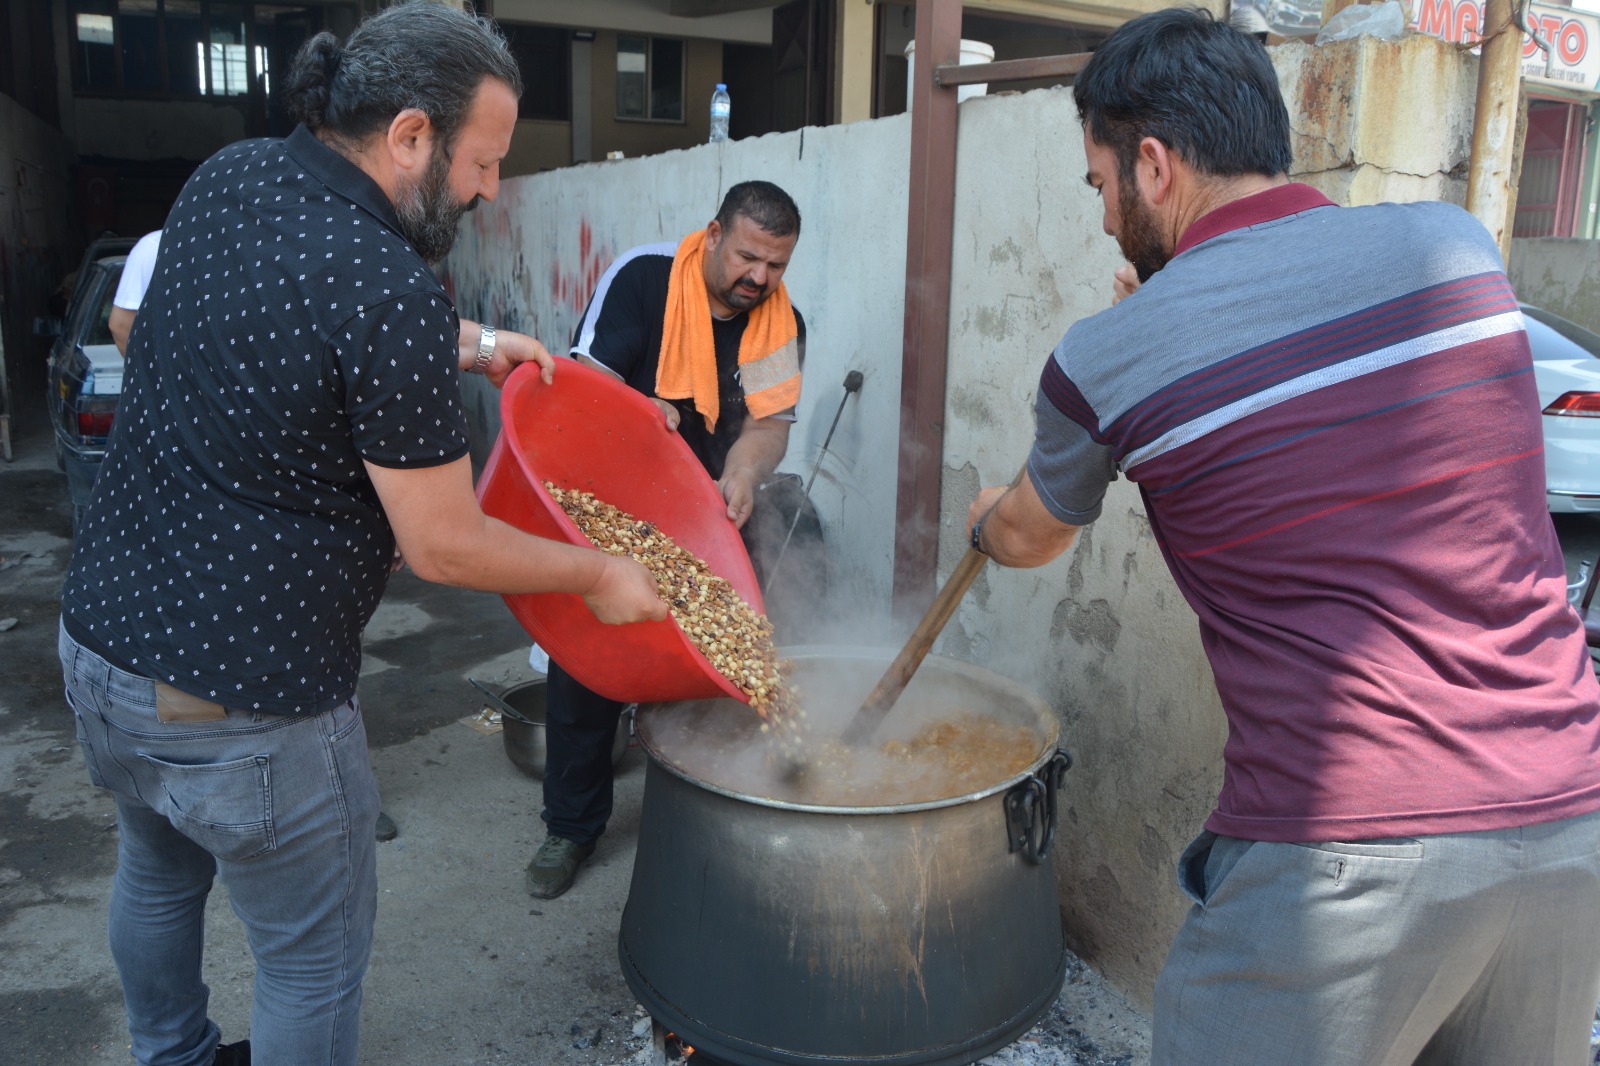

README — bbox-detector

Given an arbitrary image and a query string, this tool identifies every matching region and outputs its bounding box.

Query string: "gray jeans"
[60,623,379,1066]
[1152,814,1600,1065]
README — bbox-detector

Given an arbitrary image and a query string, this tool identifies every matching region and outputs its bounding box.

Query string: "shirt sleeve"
[570,255,657,381]
[331,291,471,469]
[114,230,162,311]
[1028,343,1119,526]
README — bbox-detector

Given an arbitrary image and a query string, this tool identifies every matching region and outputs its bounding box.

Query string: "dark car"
[39,233,136,330]
[46,253,126,531]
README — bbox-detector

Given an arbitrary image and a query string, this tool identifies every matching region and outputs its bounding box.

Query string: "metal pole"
[1466,0,1528,263]
[892,0,961,623]
[1582,104,1600,240]
[767,369,864,582]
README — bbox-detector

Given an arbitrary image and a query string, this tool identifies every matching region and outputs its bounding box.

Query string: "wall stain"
[1064,524,1091,600]
[1137,823,1169,875]
[948,386,996,431]
[988,236,1024,270]
[1050,596,1121,654]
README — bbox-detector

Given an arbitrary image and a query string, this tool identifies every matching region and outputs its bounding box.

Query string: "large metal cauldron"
[618,647,1071,1066]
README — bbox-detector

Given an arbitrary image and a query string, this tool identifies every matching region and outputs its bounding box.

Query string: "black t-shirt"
[569,242,805,479]
[61,125,470,715]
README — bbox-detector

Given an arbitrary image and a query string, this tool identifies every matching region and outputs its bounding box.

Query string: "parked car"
[46,253,126,532]
[37,233,136,335]
[1526,302,1600,514]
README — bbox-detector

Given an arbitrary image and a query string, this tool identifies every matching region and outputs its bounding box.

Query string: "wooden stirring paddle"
[839,469,1025,747]
[839,545,990,746]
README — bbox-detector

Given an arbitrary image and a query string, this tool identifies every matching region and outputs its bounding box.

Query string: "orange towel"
[657,228,801,433]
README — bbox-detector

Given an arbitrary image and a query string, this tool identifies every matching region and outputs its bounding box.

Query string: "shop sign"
[1411,0,1600,92]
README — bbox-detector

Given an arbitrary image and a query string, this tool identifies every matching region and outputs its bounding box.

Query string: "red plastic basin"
[476,359,761,704]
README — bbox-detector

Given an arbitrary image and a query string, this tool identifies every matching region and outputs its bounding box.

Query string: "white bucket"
[904,38,995,108]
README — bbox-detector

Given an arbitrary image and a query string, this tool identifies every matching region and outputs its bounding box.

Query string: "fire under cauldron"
[619,647,1072,1066]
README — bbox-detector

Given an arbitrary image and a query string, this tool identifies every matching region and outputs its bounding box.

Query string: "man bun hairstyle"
[715,181,802,239]
[285,1,523,155]
[1073,6,1292,182]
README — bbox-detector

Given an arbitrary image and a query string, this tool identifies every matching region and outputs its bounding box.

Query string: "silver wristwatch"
[472,325,497,373]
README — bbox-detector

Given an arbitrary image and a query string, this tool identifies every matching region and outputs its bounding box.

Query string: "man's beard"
[718,276,767,312]
[395,146,469,264]
[1117,178,1170,284]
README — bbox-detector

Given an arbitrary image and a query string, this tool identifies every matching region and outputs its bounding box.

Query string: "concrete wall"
[1510,238,1600,332]
[1274,33,1476,207]
[440,30,1480,1006]
[445,117,913,602]
[0,91,79,422]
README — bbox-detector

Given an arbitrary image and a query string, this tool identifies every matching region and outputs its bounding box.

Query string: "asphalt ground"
[0,402,1152,1066]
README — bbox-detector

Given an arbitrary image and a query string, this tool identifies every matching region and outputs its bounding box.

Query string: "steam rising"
[639,648,1053,808]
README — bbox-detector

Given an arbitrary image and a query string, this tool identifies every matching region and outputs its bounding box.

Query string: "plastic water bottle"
[709,83,731,143]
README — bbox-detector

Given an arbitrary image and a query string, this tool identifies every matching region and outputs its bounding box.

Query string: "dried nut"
[544,480,802,730]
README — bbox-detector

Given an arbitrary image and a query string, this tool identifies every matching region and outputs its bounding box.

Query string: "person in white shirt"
[107,229,161,355]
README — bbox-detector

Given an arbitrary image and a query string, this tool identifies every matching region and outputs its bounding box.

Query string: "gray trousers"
[1153,808,1600,1066]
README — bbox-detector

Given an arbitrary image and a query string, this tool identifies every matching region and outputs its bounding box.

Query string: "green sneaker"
[525,835,596,899]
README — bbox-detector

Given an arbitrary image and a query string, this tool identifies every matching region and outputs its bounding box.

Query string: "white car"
[1526,303,1600,514]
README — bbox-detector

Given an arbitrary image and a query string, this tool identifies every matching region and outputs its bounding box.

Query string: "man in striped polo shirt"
[967,8,1600,1063]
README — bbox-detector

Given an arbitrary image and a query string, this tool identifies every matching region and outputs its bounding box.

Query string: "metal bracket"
[1514,0,1555,79]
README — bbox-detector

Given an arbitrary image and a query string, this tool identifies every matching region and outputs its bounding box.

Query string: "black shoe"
[525,835,596,899]
[214,1039,251,1066]
[375,810,398,842]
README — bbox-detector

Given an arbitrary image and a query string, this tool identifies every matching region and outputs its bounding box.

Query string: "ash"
[604,950,1151,1066]
[974,954,1150,1066]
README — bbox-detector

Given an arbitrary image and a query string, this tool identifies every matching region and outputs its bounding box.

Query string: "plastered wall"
[1510,238,1600,333]
[444,116,914,615]
[441,30,1480,1006]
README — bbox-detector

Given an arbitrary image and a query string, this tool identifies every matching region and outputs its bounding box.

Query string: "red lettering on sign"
[1559,19,1588,65]
[1411,1,1590,79]
[1416,0,1456,39]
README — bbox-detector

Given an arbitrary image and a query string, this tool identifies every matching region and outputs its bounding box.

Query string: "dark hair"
[714,181,802,239]
[284,1,523,155]
[1074,7,1291,183]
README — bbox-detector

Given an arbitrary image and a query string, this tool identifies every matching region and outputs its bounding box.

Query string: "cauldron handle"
[1004,748,1073,864]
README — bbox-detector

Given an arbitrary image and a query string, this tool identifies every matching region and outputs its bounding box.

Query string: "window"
[69,0,343,111]
[616,35,684,122]
[503,23,570,122]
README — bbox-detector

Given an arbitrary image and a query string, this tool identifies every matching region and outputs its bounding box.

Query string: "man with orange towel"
[528,181,807,899]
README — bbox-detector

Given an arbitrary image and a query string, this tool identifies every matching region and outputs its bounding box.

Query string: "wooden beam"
[934,51,1091,86]
[1467,0,1527,263]
[667,0,778,16]
[893,0,963,621]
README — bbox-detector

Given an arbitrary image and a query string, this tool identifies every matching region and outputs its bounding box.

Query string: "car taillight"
[1543,392,1600,417]
[77,396,117,439]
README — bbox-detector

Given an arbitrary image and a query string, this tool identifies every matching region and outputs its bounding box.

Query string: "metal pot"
[618,647,1071,1066]
[475,677,630,778]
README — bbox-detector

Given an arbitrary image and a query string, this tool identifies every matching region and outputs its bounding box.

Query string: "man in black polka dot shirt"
[56,6,664,1065]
